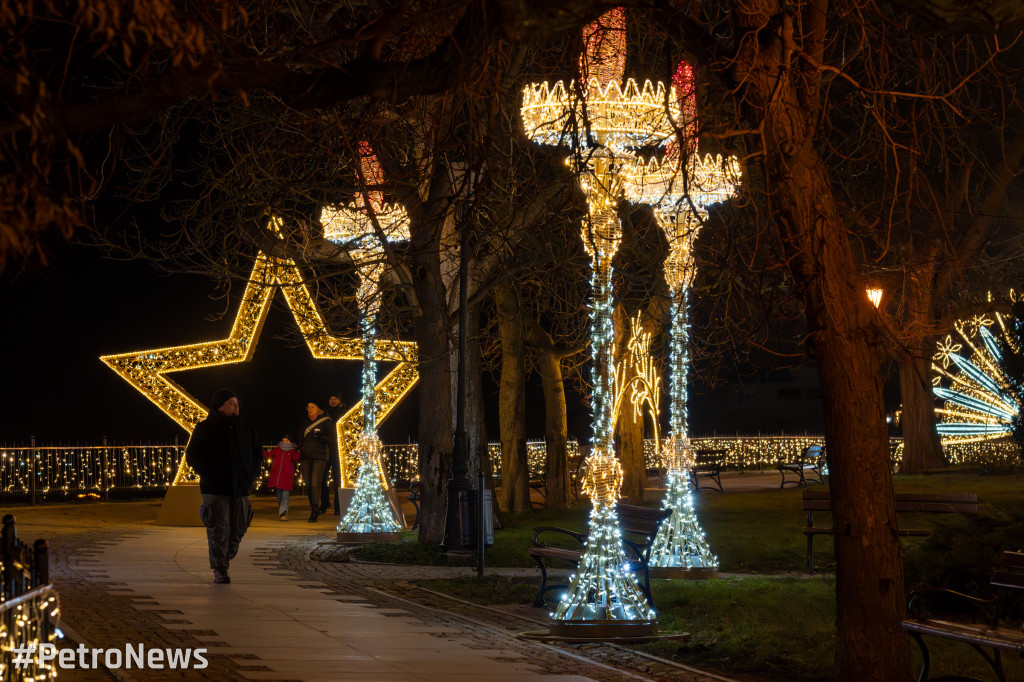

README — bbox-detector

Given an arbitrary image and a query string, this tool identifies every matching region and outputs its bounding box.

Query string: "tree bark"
[465,302,489,479]
[494,281,531,512]
[898,269,947,471]
[539,348,571,507]
[411,220,454,545]
[732,5,912,679]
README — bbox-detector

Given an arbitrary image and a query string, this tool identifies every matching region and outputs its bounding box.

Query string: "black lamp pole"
[442,219,472,552]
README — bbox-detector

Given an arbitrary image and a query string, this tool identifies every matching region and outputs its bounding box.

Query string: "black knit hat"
[212,389,236,410]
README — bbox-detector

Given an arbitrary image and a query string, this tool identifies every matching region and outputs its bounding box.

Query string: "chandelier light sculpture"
[932,295,1020,444]
[100,216,418,489]
[521,7,683,638]
[325,142,409,541]
[621,60,741,579]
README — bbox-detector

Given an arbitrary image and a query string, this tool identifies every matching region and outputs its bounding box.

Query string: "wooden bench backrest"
[991,551,1024,592]
[614,503,672,539]
[802,489,978,514]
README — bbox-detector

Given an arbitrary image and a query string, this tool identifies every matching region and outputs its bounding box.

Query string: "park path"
[8,499,738,682]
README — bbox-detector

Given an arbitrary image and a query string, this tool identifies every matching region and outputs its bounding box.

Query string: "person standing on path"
[298,402,333,522]
[322,394,345,515]
[265,435,302,521]
[185,389,262,584]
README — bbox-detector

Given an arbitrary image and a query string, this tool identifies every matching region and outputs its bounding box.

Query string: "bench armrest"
[531,526,588,550]
[907,586,999,627]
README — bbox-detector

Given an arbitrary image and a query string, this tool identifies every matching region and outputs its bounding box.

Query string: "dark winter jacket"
[185,413,263,496]
[298,413,335,461]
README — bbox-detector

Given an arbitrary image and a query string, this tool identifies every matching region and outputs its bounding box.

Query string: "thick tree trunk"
[898,271,947,472]
[733,5,912,678]
[538,348,571,507]
[494,282,530,512]
[411,227,454,545]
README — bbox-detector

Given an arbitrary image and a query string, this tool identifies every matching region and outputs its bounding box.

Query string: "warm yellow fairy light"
[581,446,624,509]
[867,288,883,308]
[100,222,418,486]
[613,313,661,441]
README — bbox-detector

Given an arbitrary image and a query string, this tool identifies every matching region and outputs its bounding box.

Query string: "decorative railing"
[0,515,59,680]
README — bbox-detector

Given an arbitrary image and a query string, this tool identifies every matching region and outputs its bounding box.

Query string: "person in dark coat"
[185,389,262,584]
[321,394,345,515]
[298,402,333,522]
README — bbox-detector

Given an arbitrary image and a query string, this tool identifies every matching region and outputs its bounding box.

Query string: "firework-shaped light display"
[932,298,1020,444]
[621,60,740,578]
[521,7,682,638]
[324,142,409,541]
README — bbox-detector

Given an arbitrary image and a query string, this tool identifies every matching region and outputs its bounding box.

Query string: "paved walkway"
[7,499,738,682]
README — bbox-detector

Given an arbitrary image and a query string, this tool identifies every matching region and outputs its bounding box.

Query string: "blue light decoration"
[932,301,1020,444]
[324,142,409,540]
[621,59,740,579]
[521,7,677,637]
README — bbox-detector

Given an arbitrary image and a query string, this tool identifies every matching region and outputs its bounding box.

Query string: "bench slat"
[903,619,1024,652]
[997,551,1024,569]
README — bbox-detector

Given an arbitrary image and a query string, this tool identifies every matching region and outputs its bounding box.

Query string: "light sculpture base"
[155,483,204,527]
[335,531,404,544]
[548,619,658,639]
[648,566,718,580]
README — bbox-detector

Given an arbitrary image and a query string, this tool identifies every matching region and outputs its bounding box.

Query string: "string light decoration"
[325,142,408,540]
[932,295,1020,444]
[100,216,418,487]
[621,59,741,580]
[522,7,671,638]
[0,587,60,680]
[613,313,661,446]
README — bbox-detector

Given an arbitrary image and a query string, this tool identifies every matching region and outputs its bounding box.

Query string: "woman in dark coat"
[298,402,333,522]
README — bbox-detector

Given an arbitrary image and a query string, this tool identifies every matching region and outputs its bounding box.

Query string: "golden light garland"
[580,446,624,509]
[613,313,661,444]
[100,217,418,486]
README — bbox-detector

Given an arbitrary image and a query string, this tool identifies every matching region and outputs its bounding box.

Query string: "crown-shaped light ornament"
[326,142,408,541]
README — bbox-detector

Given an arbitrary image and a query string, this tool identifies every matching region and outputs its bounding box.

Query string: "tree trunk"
[465,302,489,480]
[613,304,648,505]
[898,271,947,472]
[411,227,454,545]
[538,347,570,507]
[733,5,912,678]
[494,281,530,512]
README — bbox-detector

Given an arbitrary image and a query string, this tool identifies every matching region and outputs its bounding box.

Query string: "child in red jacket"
[265,436,302,520]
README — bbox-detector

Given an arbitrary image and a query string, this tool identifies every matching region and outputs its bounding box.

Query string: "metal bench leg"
[806,532,815,574]
[908,631,931,682]
[530,554,549,608]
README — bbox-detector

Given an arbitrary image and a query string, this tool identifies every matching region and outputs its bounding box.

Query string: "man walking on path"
[185,389,262,583]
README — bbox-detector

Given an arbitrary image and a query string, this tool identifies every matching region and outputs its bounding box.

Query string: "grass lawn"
[353,470,1024,680]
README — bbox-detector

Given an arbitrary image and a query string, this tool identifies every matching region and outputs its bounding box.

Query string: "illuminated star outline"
[100,232,417,486]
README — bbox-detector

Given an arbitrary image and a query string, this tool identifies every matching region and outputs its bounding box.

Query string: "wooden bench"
[802,490,978,573]
[904,550,1024,681]
[527,503,672,608]
[778,445,826,488]
[690,449,725,493]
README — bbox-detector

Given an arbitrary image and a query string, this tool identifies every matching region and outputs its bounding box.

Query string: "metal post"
[442,224,472,552]
[29,435,36,506]
[102,436,110,502]
[476,466,486,577]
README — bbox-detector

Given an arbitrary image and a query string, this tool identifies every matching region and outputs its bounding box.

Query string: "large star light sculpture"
[621,60,741,578]
[521,7,680,638]
[324,142,410,540]
[932,294,1021,444]
[101,216,418,489]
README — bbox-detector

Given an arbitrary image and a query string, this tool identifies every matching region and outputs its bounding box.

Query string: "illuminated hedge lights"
[932,299,1020,444]
[327,142,408,539]
[100,215,418,487]
[522,7,666,637]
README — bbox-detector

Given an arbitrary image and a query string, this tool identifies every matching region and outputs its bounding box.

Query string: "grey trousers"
[199,494,253,571]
